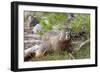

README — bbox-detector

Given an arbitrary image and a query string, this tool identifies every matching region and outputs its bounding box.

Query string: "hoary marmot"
[35,29,73,58]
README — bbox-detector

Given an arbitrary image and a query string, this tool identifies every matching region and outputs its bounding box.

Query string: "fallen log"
[24,45,40,61]
[24,39,42,44]
[24,34,41,39]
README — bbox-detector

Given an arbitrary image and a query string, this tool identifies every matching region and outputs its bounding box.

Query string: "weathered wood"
[24,45,40,61]
[24,45,38,53]
[25,34,41,38]
[24,39,42,44]
[68,53,75,59]
[79,39,90,49]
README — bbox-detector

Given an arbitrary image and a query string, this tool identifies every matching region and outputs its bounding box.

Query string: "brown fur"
[58,39,71,51]
[36,30,73,57]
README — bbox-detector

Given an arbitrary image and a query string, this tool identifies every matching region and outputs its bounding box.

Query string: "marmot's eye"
[65,32,70,38]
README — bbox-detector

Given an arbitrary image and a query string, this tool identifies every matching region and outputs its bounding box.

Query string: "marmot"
[35,29,73,58]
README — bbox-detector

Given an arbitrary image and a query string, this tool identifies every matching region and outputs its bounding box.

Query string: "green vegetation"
[24,11,90,61]
[70,14,90,32]
[46,51,69,60]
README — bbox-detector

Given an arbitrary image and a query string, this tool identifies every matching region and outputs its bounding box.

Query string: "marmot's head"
[59,30,71,41]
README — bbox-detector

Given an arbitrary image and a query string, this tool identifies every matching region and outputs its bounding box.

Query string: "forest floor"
[24,28,90,61]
